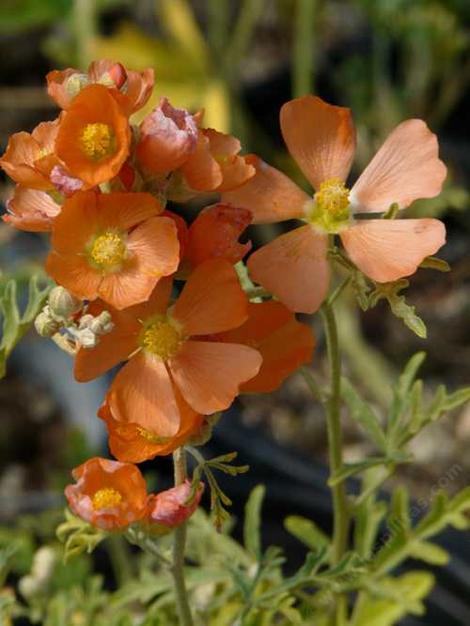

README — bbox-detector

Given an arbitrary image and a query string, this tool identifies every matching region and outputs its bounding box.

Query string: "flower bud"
[145,480,204,536]
[48,286,82,320]
[76,327,98,349]
[64,73,89,99]
[89,310,114,335]
[34,308,60,337]
[99,62,128,91]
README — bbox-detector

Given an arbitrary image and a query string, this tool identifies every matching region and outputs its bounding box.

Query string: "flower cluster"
[0,60,317,529]
[1,60,446,532]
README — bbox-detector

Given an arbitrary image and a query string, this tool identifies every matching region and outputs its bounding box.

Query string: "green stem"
[292,0,316,97]
[320,300,349,624]
[73,0,96,69]
[171,448,194,626]
[107,535,133,586]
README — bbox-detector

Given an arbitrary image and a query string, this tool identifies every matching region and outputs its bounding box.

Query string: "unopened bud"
[34,308,60,337]
[48,286,82,320]
[64,73,89,99]
[76,328,98,349]
[89,311,114,335]
[99,62,128,91]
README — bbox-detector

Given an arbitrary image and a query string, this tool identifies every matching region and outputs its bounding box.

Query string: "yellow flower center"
[306,177,351,233]
[89,232,127,271]
[92,487,122,510]
[136,426,170,444]
[141,316,184,360]
[80,123,114,160]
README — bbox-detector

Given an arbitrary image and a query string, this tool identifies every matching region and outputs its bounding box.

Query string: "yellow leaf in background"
[157,0,208,72]
[202,80,231,133]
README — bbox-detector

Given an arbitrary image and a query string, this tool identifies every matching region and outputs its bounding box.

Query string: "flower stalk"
[171,448,194,626]
[320,298,349,624]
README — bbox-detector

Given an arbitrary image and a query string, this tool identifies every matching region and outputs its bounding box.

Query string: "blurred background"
[0,0,469,623]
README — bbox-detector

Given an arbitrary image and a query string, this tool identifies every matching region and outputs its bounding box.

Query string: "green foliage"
[56,509,106,562]
[353,571,435,626]
[188,449,249,529]
[0,276,51,379]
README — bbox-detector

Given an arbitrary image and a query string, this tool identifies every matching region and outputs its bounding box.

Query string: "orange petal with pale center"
[169,340,262,414]
[280,96,356,190]
[108,352,180,438]
[97,216,179,310]
[173,259,248,336]
[222,155,309,224]
[340,218,446,283]
[350,119,447,213]
[247,224,330,314]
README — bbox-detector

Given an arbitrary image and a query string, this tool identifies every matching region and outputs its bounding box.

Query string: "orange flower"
[0,119,59,190]
[74,260,261,438]
[180,128,255,193]
[65,457,147,530]
[55,84,131,187]
[145,480,203,535]
[46,191,179,310]
[184,203,252,270]
[4,186,60,232]
[223,96,447,313]
[47,59,154,115]
[98,392,204,463]
[215,301,315,392]
[136,98,198,175]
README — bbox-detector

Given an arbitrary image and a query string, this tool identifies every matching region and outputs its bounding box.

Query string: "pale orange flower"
[46,191,179,310]
[65,457,147,530]
[55,84,131,187]
[223,96,447,313]
[47,59,154,115]
[98,391,204,463]
[4,186,60,232]
[0,119,59,190]
[74,261,261,438]
[215,301,315,393]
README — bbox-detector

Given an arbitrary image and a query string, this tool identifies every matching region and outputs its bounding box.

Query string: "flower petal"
[280,96,356,189]
[247,225,330,313]
[46,252,101,301]
[185,203,252,268]
[4,186,60,232]
[173,259,248,336]
[169,340,262,414]
[350,119,447,213]
[222,155,309,224]
[127,216,179,276]
[108,352,180,438]
[340,218,446,283]
[216,301,315,393]
[97,216,178,310]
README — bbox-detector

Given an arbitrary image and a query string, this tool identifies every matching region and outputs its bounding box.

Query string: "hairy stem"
[171,448,194,626]
[320,300,349,624]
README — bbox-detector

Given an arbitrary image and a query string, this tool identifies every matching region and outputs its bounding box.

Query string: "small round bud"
[99,63,128,91]
[34,310,60,337]
[76,328,98,349]
[78,314,94,330]
[48,286,82,320]
[64,73,89,99]
[89,311,114,335]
